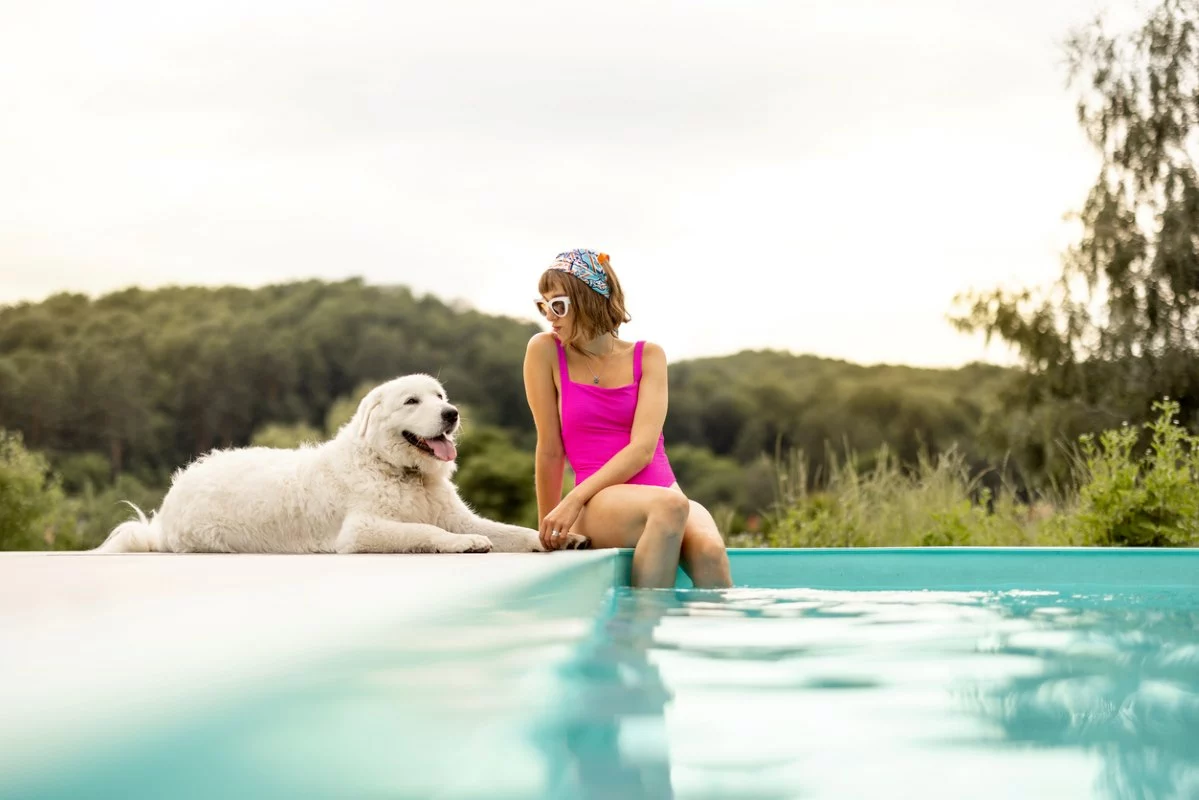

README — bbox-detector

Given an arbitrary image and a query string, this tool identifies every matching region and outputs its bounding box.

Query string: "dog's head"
[349,374,460,471]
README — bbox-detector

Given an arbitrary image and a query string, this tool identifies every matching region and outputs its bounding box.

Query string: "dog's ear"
[357,398,382,440]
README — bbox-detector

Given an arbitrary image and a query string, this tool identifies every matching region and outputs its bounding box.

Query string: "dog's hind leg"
[335,513,492,554]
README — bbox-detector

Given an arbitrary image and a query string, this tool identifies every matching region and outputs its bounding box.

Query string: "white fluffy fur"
[95,374,587,555]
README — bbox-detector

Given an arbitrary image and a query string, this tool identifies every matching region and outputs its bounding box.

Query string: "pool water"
[5,550,1199,799]
[539,586,1199,799]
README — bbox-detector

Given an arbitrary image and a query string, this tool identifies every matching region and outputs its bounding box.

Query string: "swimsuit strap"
[556,338,570,390]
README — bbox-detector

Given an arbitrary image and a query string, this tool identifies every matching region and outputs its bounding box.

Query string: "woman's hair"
[538,255,631,349]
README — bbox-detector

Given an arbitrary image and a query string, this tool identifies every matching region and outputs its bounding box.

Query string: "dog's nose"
[442,407,459,425]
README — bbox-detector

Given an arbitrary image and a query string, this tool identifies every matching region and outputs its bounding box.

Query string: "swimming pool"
[3,549,1198,799]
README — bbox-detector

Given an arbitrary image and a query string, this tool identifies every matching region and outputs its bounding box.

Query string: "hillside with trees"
[0,279,1016,549]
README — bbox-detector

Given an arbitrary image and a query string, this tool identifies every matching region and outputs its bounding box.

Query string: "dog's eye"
[404,397,419,405]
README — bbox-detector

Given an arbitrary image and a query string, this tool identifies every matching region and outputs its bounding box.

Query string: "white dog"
[95,374,588,554]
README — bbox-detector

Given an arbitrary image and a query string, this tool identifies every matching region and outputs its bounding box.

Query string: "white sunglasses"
[535,295,571,318]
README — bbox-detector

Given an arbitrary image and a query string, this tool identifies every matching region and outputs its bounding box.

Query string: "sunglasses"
[535,295,571,318]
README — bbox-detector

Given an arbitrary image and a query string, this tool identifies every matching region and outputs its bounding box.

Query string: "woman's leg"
[573,484,691,588]
[677,498,733,589]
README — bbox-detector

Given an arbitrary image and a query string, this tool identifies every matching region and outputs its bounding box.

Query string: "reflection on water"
[533,590,676,799]
[545,587,1199,799]
[959,590,1199,800]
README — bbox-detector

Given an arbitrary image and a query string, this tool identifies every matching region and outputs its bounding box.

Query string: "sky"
[0,0,1143,367]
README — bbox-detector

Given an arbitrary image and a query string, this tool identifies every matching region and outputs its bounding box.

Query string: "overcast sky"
[1,0,1141,366]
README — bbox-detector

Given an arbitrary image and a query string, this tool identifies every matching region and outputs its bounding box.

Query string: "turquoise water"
[6,551,1199,799]
[539,586,1199,799]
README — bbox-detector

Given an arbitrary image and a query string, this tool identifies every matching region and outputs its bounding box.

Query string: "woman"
[522,248,732,589]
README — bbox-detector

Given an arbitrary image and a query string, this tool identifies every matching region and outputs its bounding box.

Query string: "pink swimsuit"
[557,339,677,488]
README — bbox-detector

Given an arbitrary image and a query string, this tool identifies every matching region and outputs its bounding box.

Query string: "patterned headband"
[547,249,611,297]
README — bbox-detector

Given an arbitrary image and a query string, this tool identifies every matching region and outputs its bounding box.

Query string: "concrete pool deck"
[0,550,618,782]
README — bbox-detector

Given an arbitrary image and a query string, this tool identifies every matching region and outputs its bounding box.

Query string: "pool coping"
[0,550,618,783]
[629,546,1199,590]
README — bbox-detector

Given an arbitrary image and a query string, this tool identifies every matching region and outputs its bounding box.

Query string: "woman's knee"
[682,502,730,556]
[686,530,727,563]
[648,490,690,531]
[578,485,688,548]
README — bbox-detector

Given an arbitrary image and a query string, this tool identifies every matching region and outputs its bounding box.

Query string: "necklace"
[578,339,616,385]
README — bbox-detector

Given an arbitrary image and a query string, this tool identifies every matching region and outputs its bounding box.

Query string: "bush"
[762,444,1067,548]
[1068,399,1199,547]
[758,399,1199,549]
[453,423,537,527]
[0,430,70,550]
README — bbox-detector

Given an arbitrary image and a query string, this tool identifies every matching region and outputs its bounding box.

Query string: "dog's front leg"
[440,497,590,553]
[336,513,492,554]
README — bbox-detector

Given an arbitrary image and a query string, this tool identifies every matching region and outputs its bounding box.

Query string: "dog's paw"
[563,533,591,550]
[536,533,590,551]
[442,534,493,554]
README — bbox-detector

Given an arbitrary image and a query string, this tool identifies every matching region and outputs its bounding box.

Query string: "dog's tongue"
[427,436,457,462]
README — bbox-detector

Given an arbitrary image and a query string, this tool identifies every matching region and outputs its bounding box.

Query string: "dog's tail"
[94,502,164,553]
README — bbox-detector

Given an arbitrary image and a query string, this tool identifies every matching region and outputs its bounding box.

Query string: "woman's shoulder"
[633,340,667,372]
[635,340,666,359]
[526,331,560,356]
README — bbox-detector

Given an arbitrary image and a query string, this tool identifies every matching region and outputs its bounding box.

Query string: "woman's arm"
[523,333,566,526]
[568,341,669,505]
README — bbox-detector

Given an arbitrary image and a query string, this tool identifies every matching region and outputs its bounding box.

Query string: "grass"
[732,400,1199,549]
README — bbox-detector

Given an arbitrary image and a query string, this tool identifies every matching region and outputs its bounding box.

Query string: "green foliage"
[667,444,748,508]
[324,382,374,436]
[758,399,1199,550]
[0,280,541,479]
[0,430,70,550]
[665,351,1009,470]
[65,475,167,551]
[761,445,1067,549]
[52,451,112,493]
[453,423,537,527]
[1070,400,1199,547]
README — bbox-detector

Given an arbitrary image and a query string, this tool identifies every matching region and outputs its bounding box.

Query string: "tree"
[0,430,69,550]
[953,0,1199,436]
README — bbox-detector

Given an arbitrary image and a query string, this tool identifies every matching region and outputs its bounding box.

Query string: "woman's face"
[537,279,574,341]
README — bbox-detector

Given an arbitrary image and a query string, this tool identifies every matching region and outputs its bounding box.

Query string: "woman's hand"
[540,492,585,550]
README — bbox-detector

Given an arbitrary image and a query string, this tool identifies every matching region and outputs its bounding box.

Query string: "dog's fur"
[95,374,586,554]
